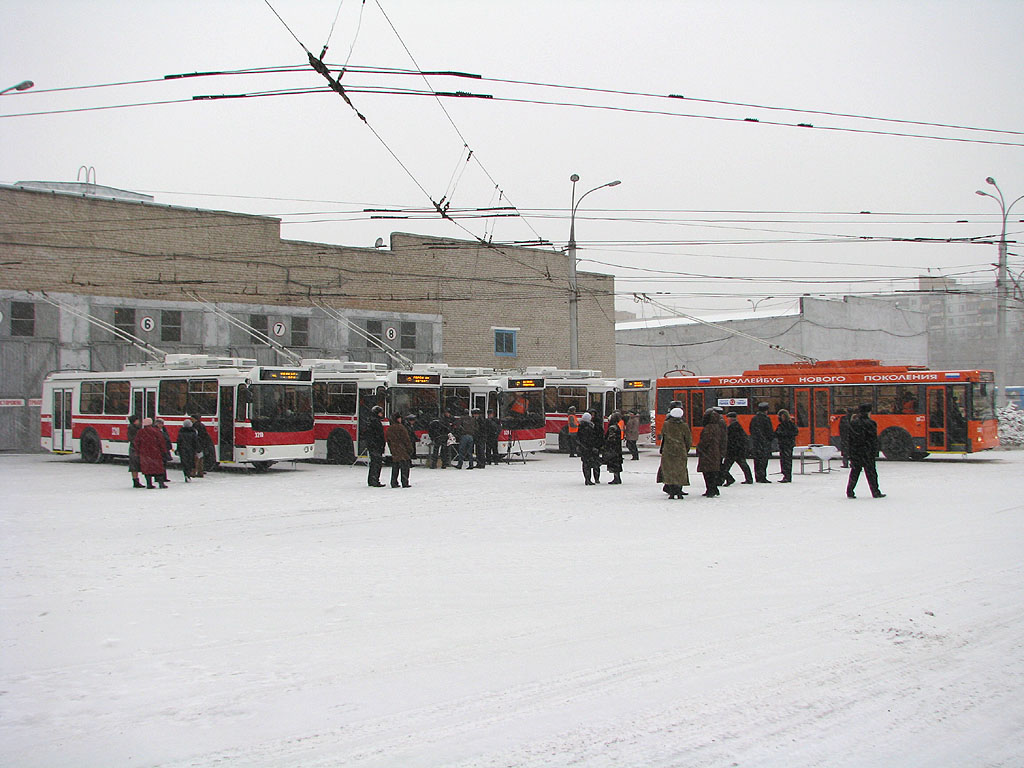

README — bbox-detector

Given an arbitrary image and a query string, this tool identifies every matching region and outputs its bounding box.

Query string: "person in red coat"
[133,418,168,489]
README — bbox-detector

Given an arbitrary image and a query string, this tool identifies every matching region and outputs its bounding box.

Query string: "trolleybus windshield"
[249,383,314,432]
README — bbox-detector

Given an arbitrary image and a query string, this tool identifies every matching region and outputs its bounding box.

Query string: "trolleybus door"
[687,390,704,426]
[132,387,157,422]
[926,386,947,451]
[794,388,811,444]
[812,388,830,445]
[219,385,235,462]
[52,388,73,452]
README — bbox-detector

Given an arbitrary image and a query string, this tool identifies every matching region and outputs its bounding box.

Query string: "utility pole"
[976,177,1023,408]
[567,174,620,369]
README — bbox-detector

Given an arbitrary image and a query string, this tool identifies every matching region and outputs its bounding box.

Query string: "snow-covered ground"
[2,447,1023,768]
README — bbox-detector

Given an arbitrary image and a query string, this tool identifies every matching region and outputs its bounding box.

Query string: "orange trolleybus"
[655,359,999,460]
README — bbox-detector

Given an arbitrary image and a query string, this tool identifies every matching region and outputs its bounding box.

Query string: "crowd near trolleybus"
[655,359,999,460]
[41,354,316,469]
[523,368,652,451]
[420,364,548,456]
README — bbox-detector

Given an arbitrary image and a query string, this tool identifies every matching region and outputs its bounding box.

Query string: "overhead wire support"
[182,289,304,365]
[311,298,414,369]
[31,291,167,361]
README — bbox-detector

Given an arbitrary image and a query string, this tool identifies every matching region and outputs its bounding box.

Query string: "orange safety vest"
[567,414,579,433]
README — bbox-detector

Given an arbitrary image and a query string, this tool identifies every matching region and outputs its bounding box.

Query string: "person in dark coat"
[472,410,488,470]
[603,419,624,484]
[385,413,414,488]
[721,412,753,485]
[175,417,199,482]
[846,403,885,498]
[838,407,854,468]
[133,418,167,489]
[696,409,726,497]
[749,402,774,483]
[485,409,501,464]
[658,407,691,499]
[774,409,799,483]
[428,413,451,468]
[576,411,603,485]
[127,415,144,488]
[363,405,386,487]
[191,415,214,477]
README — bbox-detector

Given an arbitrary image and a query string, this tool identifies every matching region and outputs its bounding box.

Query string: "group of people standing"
[570,409,641,486]
[657,401,884,500]
[127,414,213,489]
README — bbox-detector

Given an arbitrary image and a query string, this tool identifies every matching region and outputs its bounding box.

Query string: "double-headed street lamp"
[567,174,621,369]
[976,177,1023,408]
[0,80,34,95]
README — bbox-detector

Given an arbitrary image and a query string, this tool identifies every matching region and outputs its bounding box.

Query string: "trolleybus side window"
[875,385,919,415]
[104,381,131,414]
[546,386,587,414]
[313,381,357,414]
[748,387,790,414]
[189,380,218,415]
[81,382,104,414]
[159,379,189,414]
[830,386,861,414]
[442,386,471,416]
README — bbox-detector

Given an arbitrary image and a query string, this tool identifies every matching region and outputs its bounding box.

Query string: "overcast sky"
[2,0,1022,320]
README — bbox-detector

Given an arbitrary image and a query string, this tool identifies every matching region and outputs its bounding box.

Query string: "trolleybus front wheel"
[80,429,103,463]
[879,426,915,461]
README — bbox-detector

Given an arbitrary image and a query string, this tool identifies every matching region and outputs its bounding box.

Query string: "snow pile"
[998,402,1024,447]
[2,451,1024,767]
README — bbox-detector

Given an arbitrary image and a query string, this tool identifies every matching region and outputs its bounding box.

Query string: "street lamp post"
[0,80,34,95]
[976,177,1024,409]
[568,174,620,369]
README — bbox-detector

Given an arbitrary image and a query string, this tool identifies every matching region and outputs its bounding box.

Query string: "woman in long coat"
[658,407,691,499]
[133,418,168,489]
[696,409,726,497]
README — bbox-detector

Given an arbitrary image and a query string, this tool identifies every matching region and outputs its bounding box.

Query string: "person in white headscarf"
[658,406,691,499]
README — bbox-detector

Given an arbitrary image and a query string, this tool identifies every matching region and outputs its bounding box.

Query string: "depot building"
[0,182,616,452]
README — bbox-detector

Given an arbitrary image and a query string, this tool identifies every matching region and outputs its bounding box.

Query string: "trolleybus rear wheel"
[326,429,356,465]
[879,426,915,461]
[80,429,103,463]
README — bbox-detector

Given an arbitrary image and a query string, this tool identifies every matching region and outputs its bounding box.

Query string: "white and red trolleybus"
[41,354,316,469]
[414,364,548,455]
[655,359,999,460]
[525,368,652,451]
[306,361,444,463]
